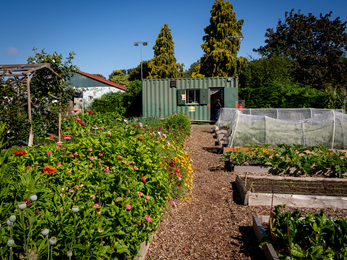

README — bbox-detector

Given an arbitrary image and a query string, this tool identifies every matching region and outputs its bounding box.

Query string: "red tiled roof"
[77,71,128,91]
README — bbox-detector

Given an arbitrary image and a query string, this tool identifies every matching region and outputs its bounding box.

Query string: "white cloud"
[5,47,18,55]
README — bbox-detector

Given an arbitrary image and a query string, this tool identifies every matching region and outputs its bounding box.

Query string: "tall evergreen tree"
[200,0,245,77]
[147,23,184,79]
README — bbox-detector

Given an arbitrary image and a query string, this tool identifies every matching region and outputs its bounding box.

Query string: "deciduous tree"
[147,24,184,79]
[254,10,347,89]
[108,70,129,87]
[199,0,245,77]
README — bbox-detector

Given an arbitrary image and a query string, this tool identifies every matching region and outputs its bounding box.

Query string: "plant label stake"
[287,218,292,260]
[244,172,248,188]
[269,188,275,239]
[249,182,253,192]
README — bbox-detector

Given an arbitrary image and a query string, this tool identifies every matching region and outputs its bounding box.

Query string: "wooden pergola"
[0,63,63,146]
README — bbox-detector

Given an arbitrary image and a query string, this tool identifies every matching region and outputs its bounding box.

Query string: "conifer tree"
[148,23,184,79]
[200,0,245,77]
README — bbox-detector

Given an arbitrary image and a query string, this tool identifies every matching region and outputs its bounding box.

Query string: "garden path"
[146,125,347,259]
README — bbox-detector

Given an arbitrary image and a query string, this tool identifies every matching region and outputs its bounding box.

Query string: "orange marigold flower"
[43,166,57,175]
[63,135,71,138]
[47,136,54,139]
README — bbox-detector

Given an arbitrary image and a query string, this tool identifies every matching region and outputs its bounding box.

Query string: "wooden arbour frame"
[0,63,63,146]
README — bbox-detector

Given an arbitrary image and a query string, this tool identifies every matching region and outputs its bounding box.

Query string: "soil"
[146,125,347,260]
[241,177,347,196]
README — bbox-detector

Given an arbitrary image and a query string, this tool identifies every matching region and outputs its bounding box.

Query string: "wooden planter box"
[253,215,279,260]
[236,175,347,209]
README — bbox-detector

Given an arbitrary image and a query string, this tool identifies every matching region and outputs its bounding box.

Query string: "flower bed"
[0,112,193,259]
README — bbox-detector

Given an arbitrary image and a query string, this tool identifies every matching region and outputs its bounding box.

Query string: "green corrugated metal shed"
[142,77,238,121]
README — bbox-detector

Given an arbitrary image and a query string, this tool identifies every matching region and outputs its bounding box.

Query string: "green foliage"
[254,9,347,89]
[222,143,347,177]
[199,0,245,77]
[108,70,129,87]
[128,61,151,81]
[183,60,201,78]
[238,55,341,108]
[0,113,193,259]
[148,24,184,79]
[260,205,347,259]
[90,80,142,117]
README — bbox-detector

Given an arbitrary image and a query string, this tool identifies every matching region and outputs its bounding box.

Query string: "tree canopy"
[199,0,245,77]
[108,70,129,87]
[254,10,347,88]
[128,60,151,81]
[147,23,184,79]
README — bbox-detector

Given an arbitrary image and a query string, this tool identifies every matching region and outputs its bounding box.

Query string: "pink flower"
[134,166,138,170]
[146,196,150,200]
[62,187,65,190]
[74,153,78,156]
[88,148,93,151]
[57,163,61,166]
[62,148,66,150]
[103,166,109,172]
[122,160,126,164]
[57,142,62,146]
[173,202,177,208]
[141,176,146,182]
[69,154,74,157]
[90,157,94,161]
[107,132,111,135]
[74,185,79,189]
[137,192,143,196]
[69,189,74,193]
[167,198,172,203]
[100,160,104,163]
[144,199,147,203]
[47,151,52,155]
[75,118,81,121]
[75,162,80,165]
[90,194,95,199]
[26,166,31,169]
[144,215,151,223]
[34,162,39,165]
[60,193,63,196]
[98,228,103,233]
[89,165,93,168]
[138,222,141,225]
[80,184,84,187]
[126,204,131,210]
[67,171,71,173]
[60,207,63,211]
[98,153,104,156]
[93,204,99,208]
[117,155,122,159]
[129,161,135,164]
[64,136,71,140]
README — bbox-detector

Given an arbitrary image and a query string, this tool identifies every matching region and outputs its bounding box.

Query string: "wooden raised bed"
[253,215,279,260]
[236,175,347,209]
[133,241,150,260]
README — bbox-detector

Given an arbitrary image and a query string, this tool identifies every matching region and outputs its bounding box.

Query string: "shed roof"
[77,71,127,91]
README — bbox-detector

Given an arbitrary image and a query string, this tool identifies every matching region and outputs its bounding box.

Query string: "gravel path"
[146,125,347,260]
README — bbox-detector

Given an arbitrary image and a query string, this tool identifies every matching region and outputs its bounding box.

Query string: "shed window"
[186,89,200,104]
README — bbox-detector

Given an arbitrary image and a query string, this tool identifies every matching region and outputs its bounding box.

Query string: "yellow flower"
[162,145,165,149]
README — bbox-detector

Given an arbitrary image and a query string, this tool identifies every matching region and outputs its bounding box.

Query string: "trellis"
[0,64,63,146]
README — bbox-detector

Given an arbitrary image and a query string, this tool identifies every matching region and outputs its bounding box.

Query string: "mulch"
[146,125,347,260]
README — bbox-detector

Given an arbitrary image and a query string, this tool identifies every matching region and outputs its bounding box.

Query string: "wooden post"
[58,101,62,142]
[27,75,34,147]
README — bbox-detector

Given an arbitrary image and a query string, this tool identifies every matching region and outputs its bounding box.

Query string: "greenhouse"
[216,108,347,149]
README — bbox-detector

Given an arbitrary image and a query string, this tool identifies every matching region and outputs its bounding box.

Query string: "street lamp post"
[134,40,149,80]
[227,35,244,78]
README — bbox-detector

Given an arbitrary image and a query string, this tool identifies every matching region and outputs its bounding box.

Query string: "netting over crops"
[216,108,347,149]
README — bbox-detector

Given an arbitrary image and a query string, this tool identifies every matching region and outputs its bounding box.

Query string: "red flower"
[141,176,146,182]
[63,135,71,138]
[86,111,94,114]
[133,125,138,128]
[47,136,54,139]
[43,166,57,175]
[137,138,143,141]
[23,200,31,206]
[14,151,27,156]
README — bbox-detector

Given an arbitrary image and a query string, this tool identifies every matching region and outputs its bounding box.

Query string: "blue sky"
[1,0,346,79]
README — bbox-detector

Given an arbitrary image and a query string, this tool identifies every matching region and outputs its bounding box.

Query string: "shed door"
[177,89,186,105]
[224,88,238,108]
